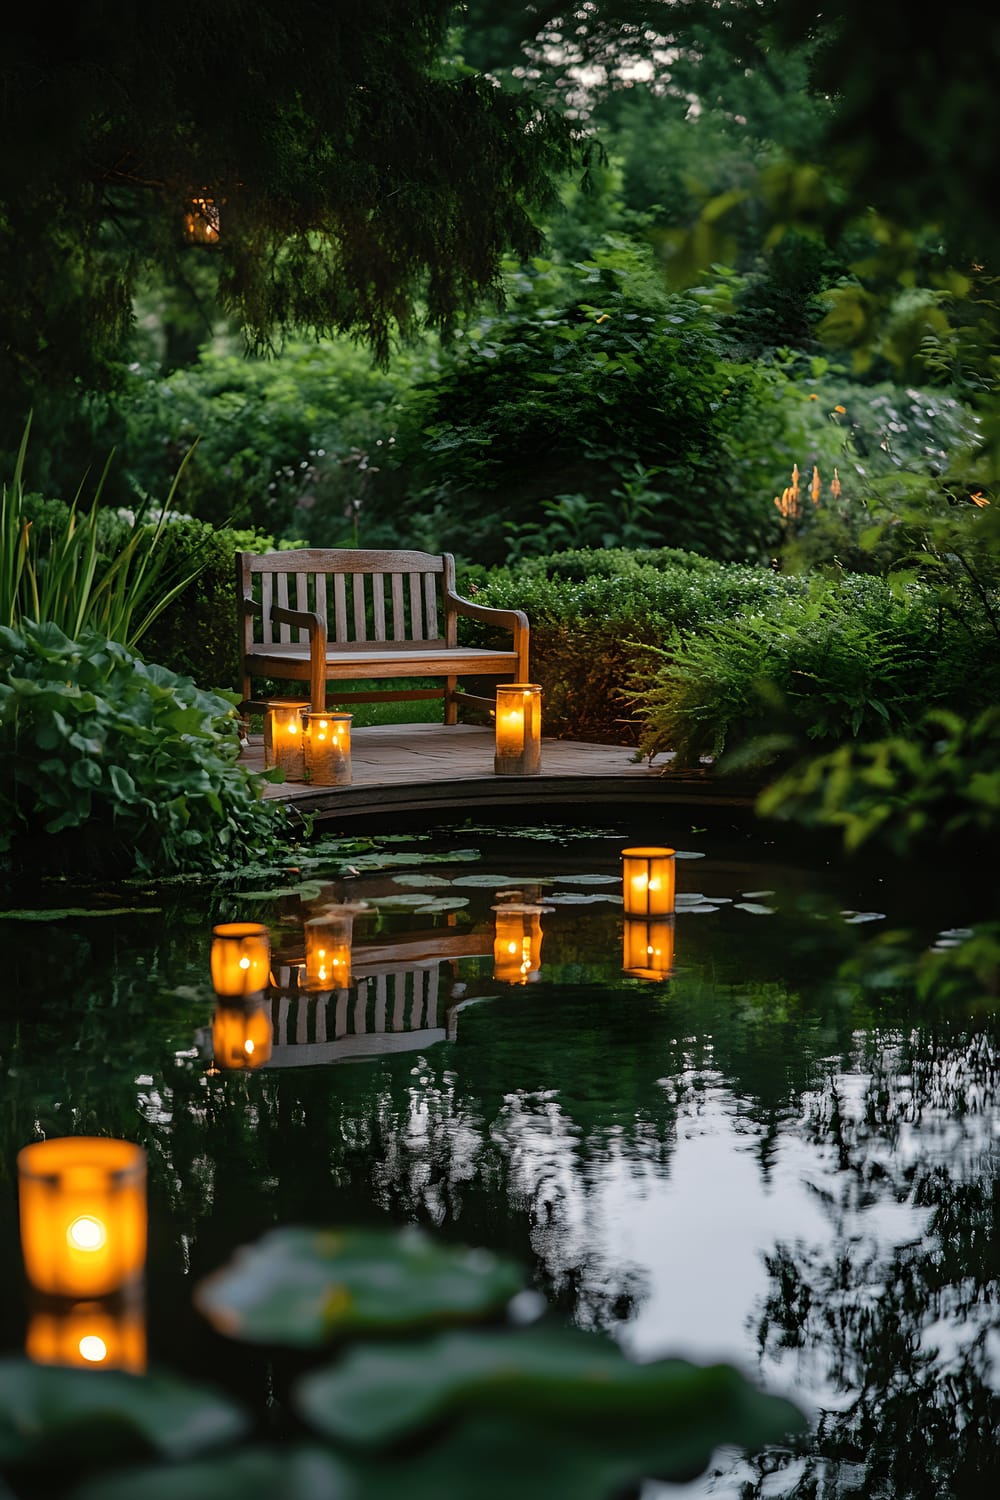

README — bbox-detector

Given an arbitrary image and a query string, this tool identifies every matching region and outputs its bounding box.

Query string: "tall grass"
[1,417,204,648]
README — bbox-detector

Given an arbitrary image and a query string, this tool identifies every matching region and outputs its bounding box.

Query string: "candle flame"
[67,1216,106,1252]
[79,1336,108,1364]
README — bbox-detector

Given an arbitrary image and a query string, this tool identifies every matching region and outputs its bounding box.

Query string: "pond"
[1,808,997,1498]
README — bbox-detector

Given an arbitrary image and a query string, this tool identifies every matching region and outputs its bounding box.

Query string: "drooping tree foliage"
[0,0,587,450]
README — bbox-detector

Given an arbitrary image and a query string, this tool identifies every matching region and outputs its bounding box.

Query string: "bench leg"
[444,675,458,725]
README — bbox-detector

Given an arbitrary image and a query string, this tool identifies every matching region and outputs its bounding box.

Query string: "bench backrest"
[238,548,458,648]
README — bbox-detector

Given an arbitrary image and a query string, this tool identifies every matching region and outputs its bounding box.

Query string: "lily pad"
[451,874,549,888]
[194,1227,524,1348]
[346,850,481,872]
[0,1360,248,1470]
[369,894,469,911]
[549,875,620,886]
[389,875,451,888]
[293,1328,807,1468]
[734,902,776,916]
[544,893,621,906]
[68,1446,350,1500]
[0,907,162,921]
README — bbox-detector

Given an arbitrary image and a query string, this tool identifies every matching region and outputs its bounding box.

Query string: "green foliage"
[113,341,414,538]
[195,1227,525,1347]
[385,255,786,564]
[0,1361,248,1472]
[467,548,814,741]
[1,422,204,647]
[757,707,1000,855]
[629,578,999,769]
[0,621,288,876]
[0,1219,804,1500]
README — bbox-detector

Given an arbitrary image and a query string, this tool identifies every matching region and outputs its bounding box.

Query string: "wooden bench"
[237,548,529,721]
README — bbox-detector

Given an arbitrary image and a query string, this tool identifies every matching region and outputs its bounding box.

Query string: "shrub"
[465,549,816,742]
[757,707,1000,856]
[630,579,999,769]
[0,622,288,877]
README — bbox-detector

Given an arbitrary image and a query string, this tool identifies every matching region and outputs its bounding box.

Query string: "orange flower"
[810,465,821,506]
[831,467,841,500]
[971,491,991,508]
[808,393,819,400]
[834,405,846,415]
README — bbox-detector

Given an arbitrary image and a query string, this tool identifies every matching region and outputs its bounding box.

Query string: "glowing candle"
[210,922,271,998]
[304,712,352,786]
[494,684,542,775]
[18,1138,147,1299]
[621,847,676,918]
[265,701,307,781]
[211,998,273,1070]
[304,908,355,992]
[492,905,545,984]
[622,917,676,980]
[26,1293,146,1374]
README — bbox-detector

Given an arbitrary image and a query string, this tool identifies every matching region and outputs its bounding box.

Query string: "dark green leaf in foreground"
[0,1360,249,1471]
[293,1327,807,1454]
[336,1412,791,1500]
[194,1227,525,1347]
[68,1445,353,1500]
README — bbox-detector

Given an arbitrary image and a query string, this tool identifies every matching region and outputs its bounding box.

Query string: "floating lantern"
[264,701,308,782]
[26,1293,147,1374]
[17,1138,147,1299]
[621,847,676,918]
[492,904,545,984]
[305,712,352,786]
[622,917,676,981]
[211,998,273,1070]
[494,684,542,776]
[304,907,356,992]
[210,922,271,998]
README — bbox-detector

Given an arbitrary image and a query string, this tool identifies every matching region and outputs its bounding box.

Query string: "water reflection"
[0,821,997,1496]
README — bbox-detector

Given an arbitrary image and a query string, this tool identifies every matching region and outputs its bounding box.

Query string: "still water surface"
[1,812,997,1497]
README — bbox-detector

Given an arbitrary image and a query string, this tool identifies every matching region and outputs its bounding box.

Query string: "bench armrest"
[450,595,528,633]
[240,593,263,619]
[271,603,328,635]
[450,594,530,681]
[269,604,328,711]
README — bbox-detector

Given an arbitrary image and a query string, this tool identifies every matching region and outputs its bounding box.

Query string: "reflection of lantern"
[492,905,544,984]
[212,999,273,1070]
[305,712,352,785]
[621,847,676,918]
[26,1294,147,1374]
[210,922,271,998]
[184,195,221,243]
[623,918,676,981]
[304,908,355,992]
[17,1139,147,1299]
[265,701,308,781]
[494,684,542,775]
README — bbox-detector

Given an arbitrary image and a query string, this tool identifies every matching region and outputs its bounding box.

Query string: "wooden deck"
[243,723,756,823]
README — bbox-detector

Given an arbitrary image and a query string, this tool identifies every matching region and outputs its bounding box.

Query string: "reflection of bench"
[265,932,493,1067]
[237,548,529,720]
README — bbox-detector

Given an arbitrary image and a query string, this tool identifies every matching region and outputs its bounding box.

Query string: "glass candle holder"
[622,917,676,981]
[265,701,308,781]
[303,908,355,992]
[492,904,545,984]
[305,712,352,786]
[18,1138,147,1299]
[210,922,271,998]
[494,684,542,776]
[212,998,273,1070]
[621,847,676,918]
[26,1291,146,1374]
